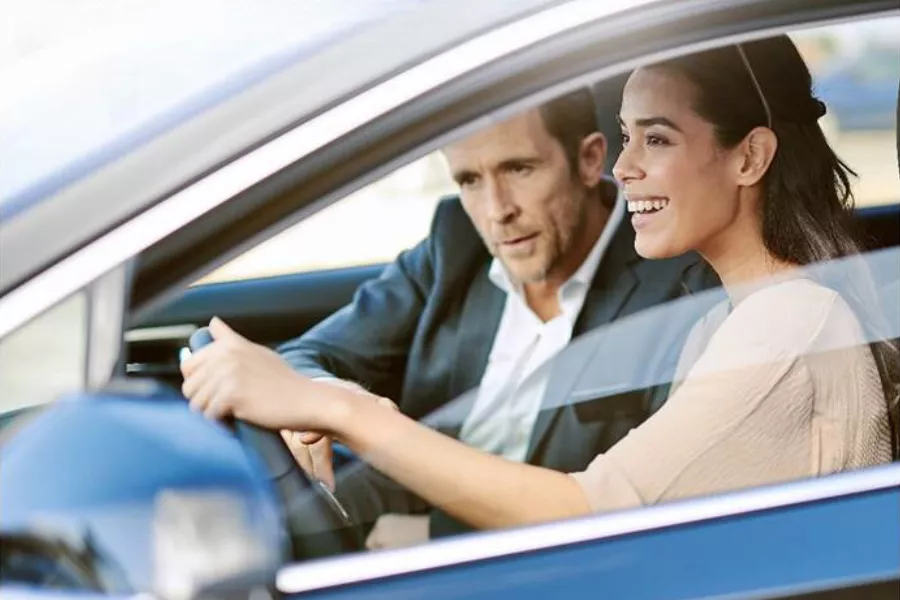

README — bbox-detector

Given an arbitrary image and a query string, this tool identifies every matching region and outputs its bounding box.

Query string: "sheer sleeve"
[571,281,838,512]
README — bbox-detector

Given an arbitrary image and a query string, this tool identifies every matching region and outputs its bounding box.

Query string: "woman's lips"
[628,197,671,230]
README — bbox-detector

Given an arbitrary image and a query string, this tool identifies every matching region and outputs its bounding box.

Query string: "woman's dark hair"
[654,35,900,457]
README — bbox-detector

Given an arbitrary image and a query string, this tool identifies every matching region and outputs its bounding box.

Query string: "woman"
[181,35,898,529]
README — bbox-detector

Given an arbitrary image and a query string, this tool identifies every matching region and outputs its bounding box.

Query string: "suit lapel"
[526,224,640,461]
[439,264,505,438]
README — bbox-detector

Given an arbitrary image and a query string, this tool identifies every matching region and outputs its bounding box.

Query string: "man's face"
[443,110,595,284]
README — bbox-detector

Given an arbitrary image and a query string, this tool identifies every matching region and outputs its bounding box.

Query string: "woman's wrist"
[302,378,368,437]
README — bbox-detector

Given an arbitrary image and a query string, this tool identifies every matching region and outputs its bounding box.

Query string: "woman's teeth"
[627,199,670,213]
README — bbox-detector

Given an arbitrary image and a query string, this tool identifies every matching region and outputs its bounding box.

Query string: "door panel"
[280,482,900,599]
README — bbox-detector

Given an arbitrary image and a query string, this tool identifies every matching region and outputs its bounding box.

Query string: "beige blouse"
[571,278,892,512]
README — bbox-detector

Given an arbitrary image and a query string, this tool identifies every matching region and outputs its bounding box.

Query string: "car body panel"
[0,383,284,593]
[279,470,900,599]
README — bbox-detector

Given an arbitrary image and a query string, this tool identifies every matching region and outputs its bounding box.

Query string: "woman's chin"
[634,235,679,260]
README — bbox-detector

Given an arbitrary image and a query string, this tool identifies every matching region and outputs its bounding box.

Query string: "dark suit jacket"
[279,195,719,537]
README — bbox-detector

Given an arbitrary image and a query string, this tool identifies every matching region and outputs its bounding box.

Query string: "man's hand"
[365,514,429,550]
[281,380,400,492]
[281,430,335,491]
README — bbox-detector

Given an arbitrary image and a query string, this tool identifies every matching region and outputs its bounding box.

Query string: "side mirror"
[0,379,286,599]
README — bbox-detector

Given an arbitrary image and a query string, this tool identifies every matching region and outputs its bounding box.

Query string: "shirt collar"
[488,179,625,296]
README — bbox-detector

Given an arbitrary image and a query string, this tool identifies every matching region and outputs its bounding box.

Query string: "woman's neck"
[700,220,798,306]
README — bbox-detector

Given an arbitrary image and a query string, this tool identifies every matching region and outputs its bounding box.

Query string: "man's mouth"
[501,233,538,246]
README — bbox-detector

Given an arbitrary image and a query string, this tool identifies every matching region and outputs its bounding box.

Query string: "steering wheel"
[188,327,359,560]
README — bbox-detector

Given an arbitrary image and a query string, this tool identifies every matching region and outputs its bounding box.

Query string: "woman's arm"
[330,390,592,529]
[181,318,591,530]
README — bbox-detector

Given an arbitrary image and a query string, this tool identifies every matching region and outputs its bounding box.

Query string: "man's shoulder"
[382,194,488,294]
[431,194,477,237]
[427,195,488,260]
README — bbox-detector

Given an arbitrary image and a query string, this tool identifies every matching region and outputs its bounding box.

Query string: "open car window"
[192,16,899,288]
[275,13,900,558]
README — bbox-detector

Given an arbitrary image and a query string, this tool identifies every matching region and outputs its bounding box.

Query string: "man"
[278,88,716,548]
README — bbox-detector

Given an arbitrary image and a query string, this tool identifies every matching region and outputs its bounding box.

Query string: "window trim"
[277,464,900,594]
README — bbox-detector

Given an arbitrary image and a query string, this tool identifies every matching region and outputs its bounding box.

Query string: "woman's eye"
[620,133,630,146]
[646,134,670,147]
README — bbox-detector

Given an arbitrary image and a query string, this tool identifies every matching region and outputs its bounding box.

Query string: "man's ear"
[577,132,608,187]
[735,127,777,187]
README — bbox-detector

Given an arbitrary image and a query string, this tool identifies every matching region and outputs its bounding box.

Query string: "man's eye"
[620,132,630,146]
[457,176,476,187]
[509,163,533,175]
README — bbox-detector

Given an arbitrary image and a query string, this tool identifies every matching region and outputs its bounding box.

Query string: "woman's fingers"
[375,396,399,411]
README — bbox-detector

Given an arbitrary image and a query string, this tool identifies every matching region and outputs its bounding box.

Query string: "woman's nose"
[612,143,643,184]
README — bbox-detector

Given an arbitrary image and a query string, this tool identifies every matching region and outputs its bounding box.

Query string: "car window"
[0,293,87,424]
[197,152,456,284]
[198,17,898,287]
[794,18,900,208]
[273,15,900,557]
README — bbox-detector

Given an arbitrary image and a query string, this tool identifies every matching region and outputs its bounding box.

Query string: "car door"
[277,467,900,599]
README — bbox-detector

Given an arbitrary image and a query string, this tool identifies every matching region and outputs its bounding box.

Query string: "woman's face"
[613,67,751,260]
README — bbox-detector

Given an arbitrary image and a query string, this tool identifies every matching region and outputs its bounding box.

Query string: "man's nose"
[485,179,517,223]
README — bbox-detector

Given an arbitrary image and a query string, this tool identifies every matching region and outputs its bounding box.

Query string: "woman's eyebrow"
[617,115,683,133]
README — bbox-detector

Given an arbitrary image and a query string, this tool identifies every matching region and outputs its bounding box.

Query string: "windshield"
[0,0,424,218]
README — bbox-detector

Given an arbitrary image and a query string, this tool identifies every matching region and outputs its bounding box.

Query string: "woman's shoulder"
[709,278,847,359]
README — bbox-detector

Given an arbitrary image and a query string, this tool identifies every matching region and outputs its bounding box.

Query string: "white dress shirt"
[459,194,625,462]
